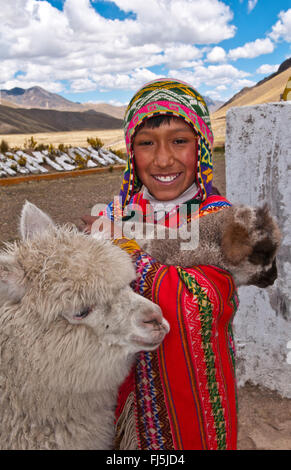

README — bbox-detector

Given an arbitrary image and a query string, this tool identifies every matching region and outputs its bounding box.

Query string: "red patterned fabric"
[114,195,239,450]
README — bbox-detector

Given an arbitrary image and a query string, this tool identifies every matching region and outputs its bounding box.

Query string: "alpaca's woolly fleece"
[0,203,169,450]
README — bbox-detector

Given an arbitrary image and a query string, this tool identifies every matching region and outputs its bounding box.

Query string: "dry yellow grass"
[211,67,291,146]
[0,129,125,151]
[0,99,20,108]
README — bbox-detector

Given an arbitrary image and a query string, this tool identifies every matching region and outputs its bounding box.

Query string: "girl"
[83,79,238,450]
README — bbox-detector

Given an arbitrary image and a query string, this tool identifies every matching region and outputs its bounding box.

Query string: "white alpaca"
[0,202,169,450]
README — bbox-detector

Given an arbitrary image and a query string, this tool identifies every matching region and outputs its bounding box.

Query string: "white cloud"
[1,78,64,94]
[228,38,274,60]
[0,0,238,95]
[0,0,72,60]
[256,64,279,74]
[62,0,236,46]
[168,64,250,89]
[88,68,160,92]
[113,0,236,44]
[206,46,227,63]
[204,89,223,100]
[167,63,258,101]
[0,60,21,84]
[86,99,127,106]
[3,0,291,108]
[108,99,127,107]
[234,78,256,88]
[70,78,97,92]
[269,9,291,42]
[216,85,227,91]
[248,0,258,13]
[162,45,203,68]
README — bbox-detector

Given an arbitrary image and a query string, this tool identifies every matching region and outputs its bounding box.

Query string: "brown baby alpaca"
[133,204,281,288]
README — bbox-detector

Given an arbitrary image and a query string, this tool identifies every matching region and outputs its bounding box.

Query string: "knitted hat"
[120,78,214,207]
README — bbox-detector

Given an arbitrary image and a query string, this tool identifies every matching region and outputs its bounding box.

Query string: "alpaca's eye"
[75,307,92,319]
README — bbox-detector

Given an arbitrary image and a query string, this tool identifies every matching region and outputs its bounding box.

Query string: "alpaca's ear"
[0,254,26,304]
[221,223,252,265]
[20,201,55,240]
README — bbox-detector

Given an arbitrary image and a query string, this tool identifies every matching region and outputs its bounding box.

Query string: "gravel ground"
[1,170,123,245]
[1,157,290,450]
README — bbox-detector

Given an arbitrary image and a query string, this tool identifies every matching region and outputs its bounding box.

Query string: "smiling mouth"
[152,173,181,183]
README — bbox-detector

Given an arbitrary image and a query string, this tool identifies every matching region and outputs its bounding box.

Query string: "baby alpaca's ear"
[221,223,252,265]
[20,201,55,240]
[0,254,26,305]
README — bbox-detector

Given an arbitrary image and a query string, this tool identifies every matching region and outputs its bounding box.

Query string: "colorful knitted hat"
[120,78,214,207]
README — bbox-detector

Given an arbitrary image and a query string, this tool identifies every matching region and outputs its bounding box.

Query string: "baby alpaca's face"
[133,119,198,201]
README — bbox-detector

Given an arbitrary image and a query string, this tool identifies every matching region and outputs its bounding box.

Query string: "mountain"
[0,86,81,111]
[0,86,128,119]
[216,58,291,113]
[0,98,20,108]
[204,97,224,113]
[211,58,291,146]
[81,102,127,119]
[0,85,221,117]
[0,84,223,135]
[0,105,123,135]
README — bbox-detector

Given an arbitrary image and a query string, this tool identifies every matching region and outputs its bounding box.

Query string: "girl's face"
[133,118,198,201]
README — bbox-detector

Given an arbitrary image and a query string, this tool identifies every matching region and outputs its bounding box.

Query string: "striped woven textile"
[113,195,239,450]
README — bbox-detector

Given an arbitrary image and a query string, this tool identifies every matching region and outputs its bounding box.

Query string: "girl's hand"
[80,215,124,239]
[79,215,98,234]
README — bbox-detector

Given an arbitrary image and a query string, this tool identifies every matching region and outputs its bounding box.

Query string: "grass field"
[0,129,125,151]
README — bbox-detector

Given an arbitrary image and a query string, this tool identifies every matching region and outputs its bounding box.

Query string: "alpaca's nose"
[142,306,170,333]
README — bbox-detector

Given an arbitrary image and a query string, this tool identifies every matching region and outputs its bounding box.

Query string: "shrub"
[24,136,37,150]
[87,137,104,150]
[58,143,68,153]
[35,143,49,151]
[48,144,56,155]
[74,153,88,169]
[18,156,27,167]
[0,139,9,153]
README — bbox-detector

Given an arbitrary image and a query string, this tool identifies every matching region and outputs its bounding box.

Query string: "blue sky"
[0,0,290,106]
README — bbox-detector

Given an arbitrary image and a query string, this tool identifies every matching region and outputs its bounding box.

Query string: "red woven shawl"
[114,194,239,450]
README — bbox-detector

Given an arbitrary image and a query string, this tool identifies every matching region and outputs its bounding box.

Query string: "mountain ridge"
[211,59,291,146]
[0,85,222,116]
[217,57,291,112]
[0,105,123,135]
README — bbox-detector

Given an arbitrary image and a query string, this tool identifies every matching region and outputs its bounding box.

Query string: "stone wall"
[225,102,291,398]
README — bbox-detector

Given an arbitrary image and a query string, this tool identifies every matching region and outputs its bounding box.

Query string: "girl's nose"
[154,141,174,168]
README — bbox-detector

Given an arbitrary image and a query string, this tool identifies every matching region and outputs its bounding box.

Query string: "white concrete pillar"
[225,102,291,398]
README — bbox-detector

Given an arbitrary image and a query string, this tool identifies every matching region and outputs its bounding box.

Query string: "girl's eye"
[174,138,187,144]
[137,141,153,146]
[75,306,93,319]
